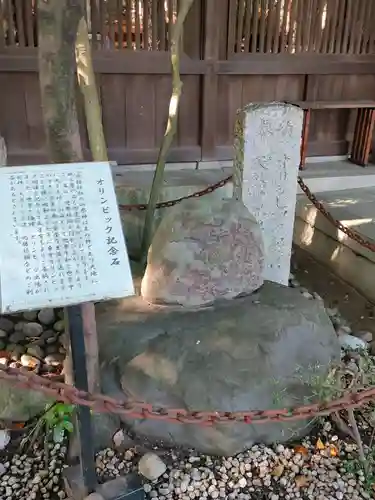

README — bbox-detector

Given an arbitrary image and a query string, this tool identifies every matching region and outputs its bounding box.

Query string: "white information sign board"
[0,162,134,313]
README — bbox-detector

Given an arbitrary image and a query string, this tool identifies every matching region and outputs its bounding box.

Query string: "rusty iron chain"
[118,176,233,212]
[0,174,374,426]
[297,176,375,252]
[1,365,375,425]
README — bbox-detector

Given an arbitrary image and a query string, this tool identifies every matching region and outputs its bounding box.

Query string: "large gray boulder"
[96,282,340,456]
[141,198,264,307]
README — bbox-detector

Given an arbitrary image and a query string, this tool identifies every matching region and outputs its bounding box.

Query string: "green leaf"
[62,421,74,433]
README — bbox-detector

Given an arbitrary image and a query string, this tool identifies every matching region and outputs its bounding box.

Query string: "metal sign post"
[0,161,135,495]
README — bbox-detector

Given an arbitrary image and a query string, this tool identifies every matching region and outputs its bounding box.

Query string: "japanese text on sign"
[0,162,134,313]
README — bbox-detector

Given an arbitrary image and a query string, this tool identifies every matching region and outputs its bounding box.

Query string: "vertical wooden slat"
[348,0,360,54]
[258,0,267,53]
[243,0,253,53]
[90,0,99,49]
[14,0,25,46]
[360,0,372,54]
[236,0,245,53]
[250,0,260,53]
[265,0,275,53]
[334,0,345,53]
[24,0,35,47]
[0,0,4,48]
[287,0,297,53]
[279,0,289,53]
[313,0,325,52]
[368,0,375,54]
[107,0,116,48]
[320,0,331,53]
[355,0,367,54]
[272,0,282,53]
[201,0,221,159]
[5,0,15,46]
[167,0,173,49]
[134,0,141,49]
[295,0,303,53]
[126,0,132,49]
[341,0,353,54]
[227,0,237,56]
[158,0,166,50]
[152,0,158,50]
[100,0,107,48]
[327,0,339,54]
[303,0,313,51]
[143,0,149,49]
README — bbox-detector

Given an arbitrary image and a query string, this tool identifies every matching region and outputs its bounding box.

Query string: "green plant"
[44,402,74,444]
[21,402,75,453]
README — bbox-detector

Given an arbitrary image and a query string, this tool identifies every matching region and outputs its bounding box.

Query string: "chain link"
[0,175,374,426]
[118,176,233,212]
[0,365,374,425]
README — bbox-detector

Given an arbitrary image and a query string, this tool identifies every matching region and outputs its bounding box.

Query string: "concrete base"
[294,187,375,303]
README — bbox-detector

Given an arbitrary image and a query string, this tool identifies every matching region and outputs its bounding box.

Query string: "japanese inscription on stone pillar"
[0,162,134,313]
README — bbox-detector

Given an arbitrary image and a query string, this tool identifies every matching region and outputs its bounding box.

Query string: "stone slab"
[234,102,303,286]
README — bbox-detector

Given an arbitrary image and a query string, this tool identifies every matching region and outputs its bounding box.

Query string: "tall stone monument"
[233,102,303,286]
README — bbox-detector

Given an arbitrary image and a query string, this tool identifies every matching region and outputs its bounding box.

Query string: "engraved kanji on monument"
[0,162,134,313]
[233,102,303,286]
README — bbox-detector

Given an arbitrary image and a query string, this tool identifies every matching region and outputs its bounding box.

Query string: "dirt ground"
[292,246,375,337]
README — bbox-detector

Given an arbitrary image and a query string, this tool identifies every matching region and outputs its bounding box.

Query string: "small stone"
[38,309,56,326]
[8,331,25,343]
[0,319,14,333]
[0,357,7,366]
[27,345,44,359]
[0,431,10,450]
[44,354,65,366]
[40,330,58,342]
[53,320,65,333]
[0,330,7,339]
[237,477,247,488]
[356,331,373,343]
[301,291,313,300]
[23,311,38,321]
[10,345,26,361]
[339,334,367,351]
[138,453,167,481]
[23,323,43,338]
[20,354,40,369]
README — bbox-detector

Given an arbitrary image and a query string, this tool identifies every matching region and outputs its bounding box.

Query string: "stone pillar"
[234,102,303,286]
[0,136,6,166]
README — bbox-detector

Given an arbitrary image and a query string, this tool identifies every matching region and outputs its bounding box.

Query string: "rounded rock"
[20,354,40,369]
[0,319,14,334]
[23,311,38,322]
[23,323,43,338]
[38,309,55,326]
[53,321,65,333]
[141,198,264,307]
[138,453,167,481]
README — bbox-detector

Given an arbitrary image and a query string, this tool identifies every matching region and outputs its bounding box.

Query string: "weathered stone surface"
[141,198,264,307]
[23,322,43,337]
[234,102,303,286]
[0,383,51,420]
[96,282,340,456]
[38,308,55,325]
[0,318,14,333]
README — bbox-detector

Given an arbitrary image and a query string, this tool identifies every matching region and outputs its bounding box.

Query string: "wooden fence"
[1,0,375,166]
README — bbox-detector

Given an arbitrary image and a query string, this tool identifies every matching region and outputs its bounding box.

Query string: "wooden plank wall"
[1,0,375,166]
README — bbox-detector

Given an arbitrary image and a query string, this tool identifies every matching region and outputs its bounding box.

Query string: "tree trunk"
[37,0,99,390]
[140,0,195,263]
